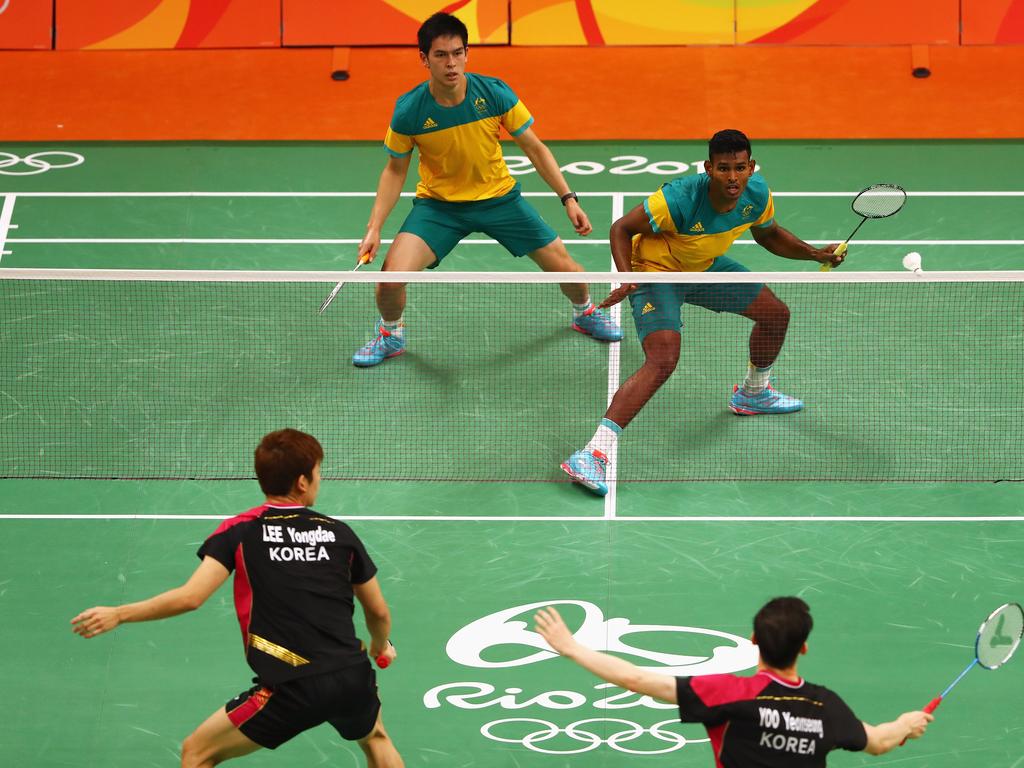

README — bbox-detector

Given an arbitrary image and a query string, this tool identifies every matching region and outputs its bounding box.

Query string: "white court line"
[0,193,16,261]
[1,191,1023,198]
[1,514,1021,522]
[8,238,1024,246]
[604,193,626,520]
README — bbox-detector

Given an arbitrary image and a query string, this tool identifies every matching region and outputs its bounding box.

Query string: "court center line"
[603,193,626,519]
[0,193,16,262]
[1,514,1021,522]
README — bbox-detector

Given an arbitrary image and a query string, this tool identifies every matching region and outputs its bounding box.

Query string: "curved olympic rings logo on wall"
[0,152,85,176]
[480,717,708,755]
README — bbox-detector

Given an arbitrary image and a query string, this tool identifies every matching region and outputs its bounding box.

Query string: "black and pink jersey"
[676,671,867,767]
[197,504,377,685]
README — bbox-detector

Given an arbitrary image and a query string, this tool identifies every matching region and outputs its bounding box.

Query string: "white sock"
[742,362,772,395]
[586,419,622,457]
[381,316,404,338]
[572,300,593,318]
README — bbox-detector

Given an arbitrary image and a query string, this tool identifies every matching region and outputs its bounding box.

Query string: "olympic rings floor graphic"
[0,151,84,176]
[481,717,708,755]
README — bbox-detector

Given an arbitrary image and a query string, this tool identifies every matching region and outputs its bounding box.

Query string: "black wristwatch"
[560,191,579,206]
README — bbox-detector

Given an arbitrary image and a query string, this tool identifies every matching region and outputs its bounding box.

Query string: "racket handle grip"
[900,696,941,746]
[375,655,390,669]
[819,241,848,272]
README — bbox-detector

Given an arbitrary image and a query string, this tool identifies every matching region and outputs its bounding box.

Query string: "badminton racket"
[902,602,1022,744]
[821,183,907,272]
[318,255,369,315]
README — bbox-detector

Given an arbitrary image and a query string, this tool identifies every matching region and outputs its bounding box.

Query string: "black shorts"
[225,661,381,749]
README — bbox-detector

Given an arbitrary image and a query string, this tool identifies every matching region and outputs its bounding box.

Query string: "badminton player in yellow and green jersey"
[563,130,845,496]
[350,12,621,367]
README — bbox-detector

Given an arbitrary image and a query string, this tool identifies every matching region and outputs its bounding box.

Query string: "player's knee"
[375,281,405,297]
[180,732,208,768]
[756,299,790,330]
[774,301,791,327]
[358,720,400,763]
[644,342,680,378]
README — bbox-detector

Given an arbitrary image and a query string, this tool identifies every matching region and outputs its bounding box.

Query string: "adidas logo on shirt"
[422,117,439,130]
[641,302,656,315]
[689,221,705,233]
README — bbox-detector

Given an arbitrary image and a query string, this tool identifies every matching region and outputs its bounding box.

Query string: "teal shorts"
[628,256,763,342]
[398,184,558,267]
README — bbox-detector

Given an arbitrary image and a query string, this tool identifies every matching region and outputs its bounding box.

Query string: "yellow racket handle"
[819,241,848,272]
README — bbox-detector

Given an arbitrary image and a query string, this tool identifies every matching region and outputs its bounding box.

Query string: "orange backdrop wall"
[0,0,53,49]
[4,0,1024,50]
[55,0,280,50]
[962,0,1024,44]
[283,0,510,46]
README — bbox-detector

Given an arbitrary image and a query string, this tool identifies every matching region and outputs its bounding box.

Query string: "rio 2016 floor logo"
[505,155,761,177]
[423,600,757,754]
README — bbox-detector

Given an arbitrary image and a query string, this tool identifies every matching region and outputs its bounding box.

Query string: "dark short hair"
[753,597,813,668]
[254,429,323,496]
[418,12,469,55]
[708,129,752,160]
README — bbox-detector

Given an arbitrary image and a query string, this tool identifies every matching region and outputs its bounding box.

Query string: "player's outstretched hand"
[358,229,383,263]
[71,606,120,639]
[819,243,844,269]
[534,607,579,656]
[565,199,593,236]
[599,284,638,309]
[898,711,934,741]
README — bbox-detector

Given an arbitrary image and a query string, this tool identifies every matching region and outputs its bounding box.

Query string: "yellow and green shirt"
[384,73,533,202]
[635,173,775,272]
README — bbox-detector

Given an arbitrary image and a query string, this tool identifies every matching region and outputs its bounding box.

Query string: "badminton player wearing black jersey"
[535,597,931,767]
[71,429,404,768]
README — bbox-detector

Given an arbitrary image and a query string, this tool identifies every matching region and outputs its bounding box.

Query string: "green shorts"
[398,184,558,266]
[628,256,763,342]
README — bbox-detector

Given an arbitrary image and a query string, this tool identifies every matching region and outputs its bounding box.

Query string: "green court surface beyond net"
[1,274,1021,483]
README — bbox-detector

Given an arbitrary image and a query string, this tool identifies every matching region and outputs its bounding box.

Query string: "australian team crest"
[474,97,488,113]
[742,204,754,218]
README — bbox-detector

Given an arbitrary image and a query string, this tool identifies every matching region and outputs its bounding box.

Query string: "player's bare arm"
[354,576,396,664]
[534,607,677,703]
[751,221,843,267]
[360,153,413,263]
[599,204,655,308]
[512,127,592,236]
[862,711,933,755]
[71,556,229,639]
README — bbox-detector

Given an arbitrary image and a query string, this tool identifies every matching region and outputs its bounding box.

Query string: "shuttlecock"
[902,251,923,273]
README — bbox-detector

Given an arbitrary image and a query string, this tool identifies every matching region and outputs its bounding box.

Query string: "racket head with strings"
[975,602,1024,670]
[850,183,907,219]
[820,183,908,271]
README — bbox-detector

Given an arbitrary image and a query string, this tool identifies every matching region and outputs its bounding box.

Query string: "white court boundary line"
[8,238,1023,247]
[8,237,1024,246]
[4,268,1022,283]
[1,514,1021,523]
[2,191,1023,198]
